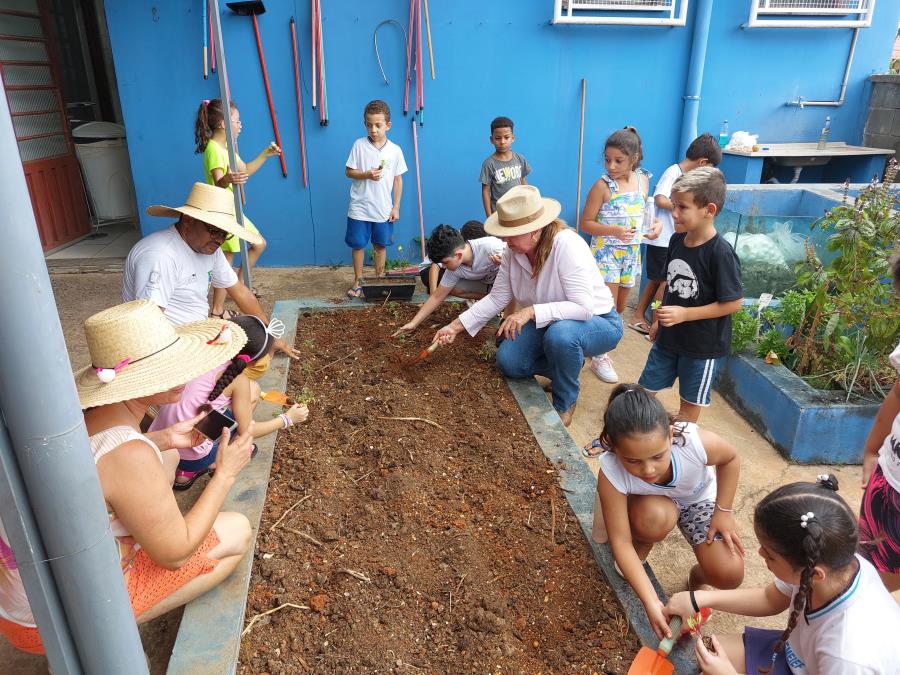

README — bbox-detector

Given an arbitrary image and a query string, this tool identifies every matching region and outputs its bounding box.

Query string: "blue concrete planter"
[714,352,879,464]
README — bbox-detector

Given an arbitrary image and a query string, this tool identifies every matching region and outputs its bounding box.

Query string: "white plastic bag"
[769,221,806,264]
[722,231,786,267]
[725,131,758,152]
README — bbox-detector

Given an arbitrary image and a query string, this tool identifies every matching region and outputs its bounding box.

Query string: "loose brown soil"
[239,304,638,673]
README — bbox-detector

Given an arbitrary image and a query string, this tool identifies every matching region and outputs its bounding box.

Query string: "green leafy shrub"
[730,308,760,354]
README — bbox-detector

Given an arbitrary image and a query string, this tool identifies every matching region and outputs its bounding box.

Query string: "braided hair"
[753,474,857,673]
[598,383,685,451]
[200,315,272,411]
[194,98,237,154]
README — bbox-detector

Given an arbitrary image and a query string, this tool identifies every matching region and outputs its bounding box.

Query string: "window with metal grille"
[553,0,689,25]
[746,0,876,27]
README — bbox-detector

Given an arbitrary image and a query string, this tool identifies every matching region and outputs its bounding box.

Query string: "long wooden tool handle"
[576,78,586,233]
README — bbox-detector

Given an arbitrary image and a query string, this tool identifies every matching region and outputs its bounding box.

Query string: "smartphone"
[194,409,238,442]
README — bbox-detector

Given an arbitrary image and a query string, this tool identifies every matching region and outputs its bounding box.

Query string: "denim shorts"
[345,217,393,249]
[638,344,719,407]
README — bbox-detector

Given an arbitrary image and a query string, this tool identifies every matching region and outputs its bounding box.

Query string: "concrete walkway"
[3,265,876,672]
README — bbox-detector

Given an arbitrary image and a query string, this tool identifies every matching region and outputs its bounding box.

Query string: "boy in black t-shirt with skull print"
[638,167,742,423]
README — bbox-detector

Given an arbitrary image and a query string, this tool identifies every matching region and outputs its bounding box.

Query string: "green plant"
[294,385,317,405]
[784,162,900,398]
[756,329,791,362]
[730,308,760,354]
[478,339,496,362]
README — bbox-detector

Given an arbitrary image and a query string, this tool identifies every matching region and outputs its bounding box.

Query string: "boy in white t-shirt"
[345,100,408,298]
[394,224,504,336]
[629,133,722,335]
[668,475,900,675]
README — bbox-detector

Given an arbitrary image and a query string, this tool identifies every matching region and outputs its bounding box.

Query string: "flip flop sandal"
[212,309,237,320]
[581,437,609,459]
[628,322,651,335]
[173,468,209,491]
[347,284,363,298]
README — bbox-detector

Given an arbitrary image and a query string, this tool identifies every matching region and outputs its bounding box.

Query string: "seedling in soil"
[478,339,496,362]
[384,300,401,319]
[294,385,317,405]
[302,338,316,349]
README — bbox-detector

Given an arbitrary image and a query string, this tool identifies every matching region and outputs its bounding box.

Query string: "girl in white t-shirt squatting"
[595,384,745,640]
[667,475,900,674]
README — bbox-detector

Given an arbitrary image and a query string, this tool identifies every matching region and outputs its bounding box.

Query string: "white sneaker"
[590,354,619,383]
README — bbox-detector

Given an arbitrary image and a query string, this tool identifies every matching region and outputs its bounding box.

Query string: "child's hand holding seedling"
[368,161,384,181]
[656,305,688,327]
[261,141,281,157]
[285,403,309,425]
[651,299,662,311]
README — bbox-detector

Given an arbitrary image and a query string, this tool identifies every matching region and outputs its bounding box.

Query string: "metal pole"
[210,0,251,287]
[0,82,147,673]
[679,0,714,156]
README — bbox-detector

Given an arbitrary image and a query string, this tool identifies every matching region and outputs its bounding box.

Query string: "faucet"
[785,96,805,109]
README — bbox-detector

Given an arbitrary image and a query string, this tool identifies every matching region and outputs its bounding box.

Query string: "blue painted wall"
[104,1,900,266]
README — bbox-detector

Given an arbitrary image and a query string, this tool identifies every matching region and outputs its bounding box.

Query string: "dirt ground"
[239,304,639,673]
[4,263,881,673]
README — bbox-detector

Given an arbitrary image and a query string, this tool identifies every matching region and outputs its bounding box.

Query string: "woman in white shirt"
[434,185,623,426]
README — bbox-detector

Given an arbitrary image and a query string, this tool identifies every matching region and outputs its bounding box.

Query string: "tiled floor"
[45,221,140,260]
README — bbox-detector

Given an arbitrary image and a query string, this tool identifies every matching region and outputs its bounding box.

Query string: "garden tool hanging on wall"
[226,1,288,176]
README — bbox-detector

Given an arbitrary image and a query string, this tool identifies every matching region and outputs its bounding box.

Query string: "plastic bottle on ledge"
[719,120,729,148]
[817,116,831,151]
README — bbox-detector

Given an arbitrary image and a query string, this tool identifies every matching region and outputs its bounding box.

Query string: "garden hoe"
[227,0,288,176]
[627,608,711,675]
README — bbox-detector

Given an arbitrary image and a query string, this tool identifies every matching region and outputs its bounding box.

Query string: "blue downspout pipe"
[680,0,714,156]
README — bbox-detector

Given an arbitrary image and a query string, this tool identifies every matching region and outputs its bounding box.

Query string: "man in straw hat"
[0,300,255,655]
[123,182,298,359]
[433,185,623,427]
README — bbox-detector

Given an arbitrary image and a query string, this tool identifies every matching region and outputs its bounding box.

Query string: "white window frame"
[552,0,689,26]
[746,0,876,28]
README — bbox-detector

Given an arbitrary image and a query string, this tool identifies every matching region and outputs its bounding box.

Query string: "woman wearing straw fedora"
[434,185,623,427]
[0,300,255,655]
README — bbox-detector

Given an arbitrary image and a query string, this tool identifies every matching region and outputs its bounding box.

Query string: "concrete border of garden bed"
[714,352,878,464]
[167,298,693,673]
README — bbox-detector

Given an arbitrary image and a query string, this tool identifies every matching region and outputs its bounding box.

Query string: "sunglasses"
[204,223,234,241]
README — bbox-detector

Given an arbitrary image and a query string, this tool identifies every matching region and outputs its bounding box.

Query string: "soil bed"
[239,304,638,673]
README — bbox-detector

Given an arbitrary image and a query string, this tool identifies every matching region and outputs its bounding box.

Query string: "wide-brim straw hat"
[484,185,562,237]
[75,300,247,409]
[146,182,263,245]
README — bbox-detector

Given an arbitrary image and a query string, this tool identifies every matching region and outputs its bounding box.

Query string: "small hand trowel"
[627,609,711,675]
[405,341,439,368]
[260,390,295,406]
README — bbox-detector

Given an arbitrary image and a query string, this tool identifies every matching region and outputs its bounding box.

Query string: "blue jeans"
[496,310,623,412]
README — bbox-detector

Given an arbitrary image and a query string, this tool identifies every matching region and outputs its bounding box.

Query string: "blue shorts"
[743,628,791,675]
[638,344,719,407]
[345,217,393,249]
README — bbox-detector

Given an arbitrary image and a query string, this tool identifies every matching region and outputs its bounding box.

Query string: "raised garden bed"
[238,304,639,673]
[714,352,878,464]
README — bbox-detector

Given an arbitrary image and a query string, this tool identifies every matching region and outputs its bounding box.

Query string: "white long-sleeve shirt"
[458,228,615,336]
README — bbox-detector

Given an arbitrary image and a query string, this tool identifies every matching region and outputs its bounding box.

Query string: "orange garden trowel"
[405,341,439,368]
[627,609,711,675]
[260,390,294,406]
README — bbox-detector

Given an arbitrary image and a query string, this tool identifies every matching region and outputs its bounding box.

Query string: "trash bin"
[72,122,137,221]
